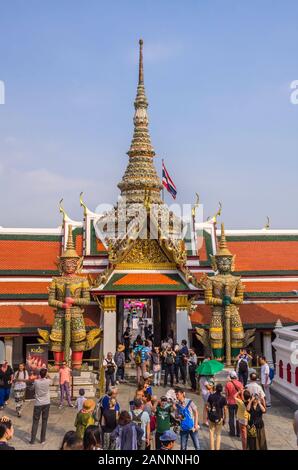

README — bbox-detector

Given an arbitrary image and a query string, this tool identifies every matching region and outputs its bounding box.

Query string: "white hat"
[230,371,238,379]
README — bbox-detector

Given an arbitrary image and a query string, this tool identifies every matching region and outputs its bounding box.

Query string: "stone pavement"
[0,381,296,450]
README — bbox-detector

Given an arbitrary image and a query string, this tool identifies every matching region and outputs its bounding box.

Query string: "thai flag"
[162,161,177,199]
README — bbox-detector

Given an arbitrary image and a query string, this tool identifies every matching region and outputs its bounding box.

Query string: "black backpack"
[165,353,174,365]
[131,410,143,427]
[207,395,221,424]
[238,359,248,373]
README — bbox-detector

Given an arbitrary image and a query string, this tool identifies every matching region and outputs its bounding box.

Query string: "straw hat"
[117,344,125,352]
[83,399,95,411]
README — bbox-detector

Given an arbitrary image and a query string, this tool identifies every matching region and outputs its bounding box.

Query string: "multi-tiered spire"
[118,39,163,203]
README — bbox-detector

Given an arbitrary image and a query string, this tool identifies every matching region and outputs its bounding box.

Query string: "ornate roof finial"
[80,192,89,217]
[59,198,71,224]
[216,223,232,257]
[117,39,162,204]
[139,39,144,85]
[263,216,270,230]
[61,224,79,259]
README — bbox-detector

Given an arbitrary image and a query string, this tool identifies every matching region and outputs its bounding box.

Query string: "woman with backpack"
[111,410,144,450]
[163,346,176,388]
[236,349,252,386]
[207,383,228,450]
[133,339,147,384]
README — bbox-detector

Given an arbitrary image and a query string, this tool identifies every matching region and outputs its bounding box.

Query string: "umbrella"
[196,359,224,376]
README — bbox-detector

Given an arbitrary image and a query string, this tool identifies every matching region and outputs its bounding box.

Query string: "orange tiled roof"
[0,282,49,295]
[0,304,99,330]
[114,273,179,286]
[0,240,61,271]
[230,240,298,272]
[191,303,298,326]
[197,236,208,262]
[75,234,83,256]
[245,281,298,293]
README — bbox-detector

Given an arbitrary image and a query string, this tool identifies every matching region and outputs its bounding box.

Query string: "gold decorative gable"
[117,239,175,269]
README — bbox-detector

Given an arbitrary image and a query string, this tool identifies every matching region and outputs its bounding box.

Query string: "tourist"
[246,393,267,450]
[59,360,74,409]
[0,416,15,450]
[96,387,120,425]
[178,340,189,386]
[60,430,83,450]
[83,425,102,450]
[259,356,271,407]
[141,371,153,395]
[163,346,176,388]
[143,340,152,370]
[199,375,214,426]
[122,327,132,362]
[245,372,265,399]
[175,387,200,450]
[0,361,14,410]
[160,430,177,451]
[130,398,151,450]
[234,389,251,450]
[76,388,87,412]
[111,410,144,450]
[133,338,147,384]
[293,409,298,447]
[114,344,126,384]
[74,399,95,439]
[174,344,180,383]
[101,397,118,450]
[129,387,145,411]
[144,322,153,341]
[13,363,29,417]
[103,352,117,392]
[30,368,52,445]
[236,349,252,386]
[151,346,161,386]
[225,371,243,437]
[188,349,198,392]
[207,383,228,450]
[155,396,173,450]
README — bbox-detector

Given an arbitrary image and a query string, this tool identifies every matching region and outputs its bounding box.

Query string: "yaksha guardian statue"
[38,225,100,369]
[203,223,245,364]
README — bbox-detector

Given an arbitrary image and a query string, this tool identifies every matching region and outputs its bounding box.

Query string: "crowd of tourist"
[0,341,297,451]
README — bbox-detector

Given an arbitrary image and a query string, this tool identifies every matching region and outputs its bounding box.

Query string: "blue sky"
[0,0,298,228]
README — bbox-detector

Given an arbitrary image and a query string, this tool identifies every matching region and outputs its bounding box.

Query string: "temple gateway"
[1,41,298,375]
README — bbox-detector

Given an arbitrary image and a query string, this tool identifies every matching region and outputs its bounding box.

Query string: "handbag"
[247,423,257,438]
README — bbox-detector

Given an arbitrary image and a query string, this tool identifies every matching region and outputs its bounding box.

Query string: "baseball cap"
[160,430,177,442]
[230,371,238,379]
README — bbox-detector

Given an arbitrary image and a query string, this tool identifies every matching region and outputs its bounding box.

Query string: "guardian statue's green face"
[216,256,233,274]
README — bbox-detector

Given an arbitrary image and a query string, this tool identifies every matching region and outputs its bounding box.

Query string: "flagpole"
[162,158,165,202]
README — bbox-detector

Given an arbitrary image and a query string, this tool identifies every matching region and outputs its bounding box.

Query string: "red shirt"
[59,367,71,384]
[225,379,243,405]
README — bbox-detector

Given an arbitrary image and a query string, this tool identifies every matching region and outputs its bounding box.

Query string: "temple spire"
[117,39,162,204]
[138,39,144,85]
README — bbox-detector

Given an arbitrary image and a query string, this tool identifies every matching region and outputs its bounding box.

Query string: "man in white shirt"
[245,372,265,399]
[259,356,271,407]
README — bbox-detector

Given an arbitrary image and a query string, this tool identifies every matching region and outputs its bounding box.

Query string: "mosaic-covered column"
[263,331,274,368]
[103,295,117,356]
[176,295,191,344]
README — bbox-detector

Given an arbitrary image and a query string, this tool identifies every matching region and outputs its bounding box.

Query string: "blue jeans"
[0,387,11,406]
[180,429,200,450]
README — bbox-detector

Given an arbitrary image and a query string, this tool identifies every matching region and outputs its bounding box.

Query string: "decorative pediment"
[117,239,176,269]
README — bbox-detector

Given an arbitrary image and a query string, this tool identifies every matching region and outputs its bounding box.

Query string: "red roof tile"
[230,241,298,272]
[0,304,99,330]
[191,303,298,325]
[0,240,61,271]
